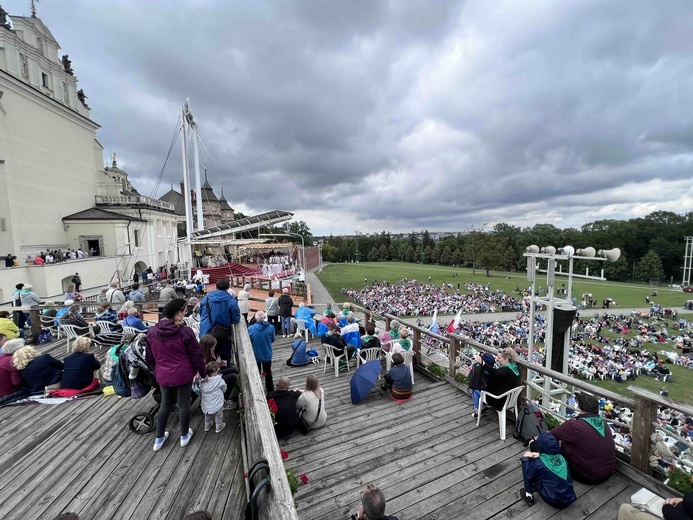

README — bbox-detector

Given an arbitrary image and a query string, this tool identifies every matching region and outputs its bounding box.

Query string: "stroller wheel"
[129,413,155,434]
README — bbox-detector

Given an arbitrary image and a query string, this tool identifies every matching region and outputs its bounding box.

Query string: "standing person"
[20,284,42,326]
[265,290,280,333]
[146,298,206,451]
[278,288,294,338]
[237,284,252,324]
[71,273,82,293]
[296,374,327,431]
[199,361,227,434]
[248,311,276,394]
[199,278,241,367]
[132,271,139,284]
[520,432,576,509]
[105,282,125,306]
[4,254,13,268]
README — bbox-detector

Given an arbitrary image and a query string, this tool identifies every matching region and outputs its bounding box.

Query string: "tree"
[635,250,664,282]
[285,221,313,246]
[378,244,389,261]
[321,243,338,263]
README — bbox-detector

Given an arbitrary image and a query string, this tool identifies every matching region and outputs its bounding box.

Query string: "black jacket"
[278,294,294,317]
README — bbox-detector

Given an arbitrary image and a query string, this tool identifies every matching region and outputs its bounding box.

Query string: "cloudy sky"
[9,0,693,235]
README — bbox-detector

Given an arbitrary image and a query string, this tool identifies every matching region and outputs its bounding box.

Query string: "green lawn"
[317,262,693,404]
[317,262,689,311]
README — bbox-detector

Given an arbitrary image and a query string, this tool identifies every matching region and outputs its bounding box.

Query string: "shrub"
[428,363,448,378]
[668,467,693,494]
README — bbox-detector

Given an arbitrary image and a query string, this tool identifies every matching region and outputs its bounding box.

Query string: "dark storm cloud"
[12,0,693,234]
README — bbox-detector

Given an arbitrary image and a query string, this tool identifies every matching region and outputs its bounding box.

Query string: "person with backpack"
[469,352,495,418]
[520,432,576,509]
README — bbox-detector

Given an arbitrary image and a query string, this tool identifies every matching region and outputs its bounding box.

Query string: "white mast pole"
[181,102,194,270]
[191,113,204,231]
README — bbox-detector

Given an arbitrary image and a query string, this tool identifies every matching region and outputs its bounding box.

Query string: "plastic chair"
[357,347,382,367]
[94,320,120,333]
[296,319,313,342]
[122,325,147,336]
[400,350,415,385]
[323,344,350,377]
[59,324,91,354]
[40,314,62,338]
[476,386,524,440]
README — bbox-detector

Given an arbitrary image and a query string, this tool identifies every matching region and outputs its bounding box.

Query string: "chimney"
[180,181,185,195]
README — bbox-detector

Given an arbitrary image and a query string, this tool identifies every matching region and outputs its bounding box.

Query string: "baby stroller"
[121,334,161,434]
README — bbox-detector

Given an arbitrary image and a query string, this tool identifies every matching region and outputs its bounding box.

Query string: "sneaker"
[180,428,194,447]
[223,400,238,411]
[472,411,479,418]
[216,422,226,433]
[519,488,535,506]
[204,423,212,432]
[153,431,169,452]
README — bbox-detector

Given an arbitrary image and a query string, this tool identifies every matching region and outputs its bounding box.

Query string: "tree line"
[319,211,693,284]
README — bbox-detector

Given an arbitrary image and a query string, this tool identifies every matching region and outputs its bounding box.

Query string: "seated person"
[12,345,63,393]
[482,348,521,412]
[287,332,309,367]
[380,321,401,345]
[0,339,28,404]
[0,311,20,339]
[122,308,148,331]
[267,376,301,439]
[118,301,135,321]
[619,492,693,520]
[94,301,120,328]
[128,283,146,302]
[63,284,78,302]
[361,323,382,352]
[520,432,576,509]
[321,323,356,359]
[295,303,318,336]
[320,312,336,327]
[60,304,95,334]
[392,328,412,354]
[61,337,101,390]
[55,300,73,327]
[382,353,412,400]
[340,314,360,335]
[295,374,327,430]
[542,392,616,484]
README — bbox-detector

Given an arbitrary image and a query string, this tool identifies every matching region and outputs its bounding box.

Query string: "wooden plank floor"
[273,336,643,520]
[0,336,245,520]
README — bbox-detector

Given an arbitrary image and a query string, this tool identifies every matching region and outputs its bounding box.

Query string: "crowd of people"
[343,278,522,317]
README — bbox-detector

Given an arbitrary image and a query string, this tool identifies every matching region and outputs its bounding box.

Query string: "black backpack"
[514,401,548,445]
[111,354,131,397]
[467,362,489,390]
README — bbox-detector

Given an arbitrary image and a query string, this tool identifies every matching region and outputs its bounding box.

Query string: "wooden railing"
[232,320,299,519]
[351,302,693,490]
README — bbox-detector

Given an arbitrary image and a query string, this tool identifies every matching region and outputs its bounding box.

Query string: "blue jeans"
[281,316,292,335]
[473,389,481,411]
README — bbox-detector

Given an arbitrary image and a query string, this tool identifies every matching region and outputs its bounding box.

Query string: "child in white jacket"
[200,361,227,433]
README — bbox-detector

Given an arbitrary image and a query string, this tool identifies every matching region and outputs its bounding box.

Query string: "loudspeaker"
[598,248,621,263]
[526,245,539,254]
[576,247,596,257]
[526,256,536,283]
[550,305,577,373]
[541,246,556,255]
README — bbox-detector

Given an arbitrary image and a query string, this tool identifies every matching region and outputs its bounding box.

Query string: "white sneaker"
[153,431,169,452]
[180,428,194,447]
[215,422,226,433]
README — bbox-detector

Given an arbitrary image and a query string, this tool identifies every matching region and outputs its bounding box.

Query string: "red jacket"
[0,353,23,397]
[145,320,206,387]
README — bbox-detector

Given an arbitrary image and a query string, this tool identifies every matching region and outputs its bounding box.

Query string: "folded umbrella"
[350,360,382,404]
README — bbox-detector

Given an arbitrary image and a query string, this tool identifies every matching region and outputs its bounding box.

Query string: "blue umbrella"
[350,360,382,404]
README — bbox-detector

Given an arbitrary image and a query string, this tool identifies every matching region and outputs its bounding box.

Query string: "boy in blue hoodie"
[520,432,576,509]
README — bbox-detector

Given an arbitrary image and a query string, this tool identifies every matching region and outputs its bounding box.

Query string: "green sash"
[580,416,606,437]
[539,453,569,481]
[507,363,520,376]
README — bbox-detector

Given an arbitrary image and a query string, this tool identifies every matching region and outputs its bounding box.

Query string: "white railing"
[95,195,174,211]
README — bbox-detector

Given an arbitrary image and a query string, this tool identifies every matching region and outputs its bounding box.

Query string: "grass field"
[317,262,693,404]
[317,262,689,311]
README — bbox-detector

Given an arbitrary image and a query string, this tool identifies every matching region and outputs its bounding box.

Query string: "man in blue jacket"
[248,311,276,393]
[199,278,241,366]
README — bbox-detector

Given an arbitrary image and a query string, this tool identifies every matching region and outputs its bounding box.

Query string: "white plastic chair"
[94,320,120,333]
[476,386,524,440]
[323,344,350,377]
[59,324,91,354]
[122,325,147,336]
[296,319,313,342]
[40,314,62,338]
[357,347,381,367]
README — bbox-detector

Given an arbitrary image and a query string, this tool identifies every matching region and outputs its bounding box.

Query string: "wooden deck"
[0,332,654,520]
[274,337,646,520]
[0,337,245,520]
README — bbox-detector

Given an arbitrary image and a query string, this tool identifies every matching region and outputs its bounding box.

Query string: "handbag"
[206,300,231,341]
[297,395,322,435]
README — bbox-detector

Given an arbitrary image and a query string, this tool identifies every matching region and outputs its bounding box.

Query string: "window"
[62,81,69,104]
[19,53,28,78]
[134,230,140,247]
[41,72,49,88]
[36,37,45,56]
